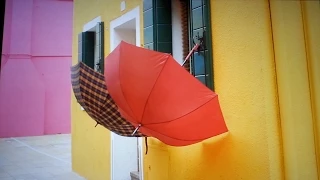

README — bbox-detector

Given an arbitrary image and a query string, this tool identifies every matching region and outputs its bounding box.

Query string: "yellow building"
[71,0,320,179]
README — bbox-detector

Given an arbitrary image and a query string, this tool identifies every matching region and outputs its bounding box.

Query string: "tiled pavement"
[0,134,85,180]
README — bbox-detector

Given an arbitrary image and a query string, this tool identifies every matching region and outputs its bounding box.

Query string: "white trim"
[109,6,143,180]
[110,6,141,49]
[83,16,101,32]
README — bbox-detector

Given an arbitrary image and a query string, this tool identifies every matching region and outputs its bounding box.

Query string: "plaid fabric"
[71,62,145,137]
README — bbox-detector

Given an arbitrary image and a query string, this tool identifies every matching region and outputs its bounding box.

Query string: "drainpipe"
[137,137,139,172]
[0,0,6,72]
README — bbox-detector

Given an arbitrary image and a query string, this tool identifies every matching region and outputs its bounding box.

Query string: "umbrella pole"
[131,124,142,136]
[181,43,200,67]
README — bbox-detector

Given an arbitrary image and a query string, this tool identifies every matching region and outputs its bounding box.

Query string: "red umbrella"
[104,41,228,146]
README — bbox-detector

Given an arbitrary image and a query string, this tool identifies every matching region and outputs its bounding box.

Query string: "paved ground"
[0,134,85,180]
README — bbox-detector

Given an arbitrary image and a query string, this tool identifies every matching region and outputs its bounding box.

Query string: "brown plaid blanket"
[71,62,145,137]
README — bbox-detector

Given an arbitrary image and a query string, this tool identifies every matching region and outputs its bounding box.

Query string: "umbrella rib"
[143,95,218,126]
[140,55,170,124]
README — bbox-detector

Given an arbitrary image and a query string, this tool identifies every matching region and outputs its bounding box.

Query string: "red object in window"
[104,41,228,146]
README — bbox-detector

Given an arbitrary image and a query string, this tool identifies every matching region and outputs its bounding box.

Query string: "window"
[78,22,104,73]
[143,0,172,53]
[188,0,214,89]
[143,0,214,90]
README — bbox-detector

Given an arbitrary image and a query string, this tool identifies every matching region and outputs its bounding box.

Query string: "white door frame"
[109,6,143,180]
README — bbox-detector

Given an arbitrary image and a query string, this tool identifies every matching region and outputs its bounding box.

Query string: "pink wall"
[0,0,73,137]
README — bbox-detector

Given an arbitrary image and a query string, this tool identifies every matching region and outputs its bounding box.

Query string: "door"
[110,9,142,180]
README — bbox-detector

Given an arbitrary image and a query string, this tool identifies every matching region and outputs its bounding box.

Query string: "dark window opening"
[78,22,104,74]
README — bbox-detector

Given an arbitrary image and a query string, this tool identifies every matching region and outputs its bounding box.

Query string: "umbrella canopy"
[104,41,228,146]
[71,62,145,137]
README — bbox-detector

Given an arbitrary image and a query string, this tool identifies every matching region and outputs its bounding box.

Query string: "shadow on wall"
[200,134,268,179]
[168,133,268,180]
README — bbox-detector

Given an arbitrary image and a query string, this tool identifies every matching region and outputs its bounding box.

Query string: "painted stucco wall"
[72,0,319,179]
[302,1,320,177]
[270,1,319,179]
[72,1,143,179]
[0,0,73,137]
[144,0,319,180]
[153,1,283,179]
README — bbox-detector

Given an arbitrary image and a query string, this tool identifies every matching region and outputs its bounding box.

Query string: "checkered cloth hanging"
[71,62,146,137]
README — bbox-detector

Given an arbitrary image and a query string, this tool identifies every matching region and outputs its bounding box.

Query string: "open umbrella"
[104,41,228,146]
[71,62,145,137]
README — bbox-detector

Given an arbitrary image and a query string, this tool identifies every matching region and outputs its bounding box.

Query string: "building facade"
[72,0,320,179]
[0,0,73,137]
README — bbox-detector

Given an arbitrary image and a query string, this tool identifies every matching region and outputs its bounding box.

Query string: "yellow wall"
[72,0,320,179]
[301,1,320,177]
[71,1,142,180]
[144,0,319,180]
[270,0,319,179]
[159,0,283,179]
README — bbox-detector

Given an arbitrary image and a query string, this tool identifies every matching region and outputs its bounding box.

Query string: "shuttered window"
[179,0,190,72]
[95,22,104,73]
[78,32,95,69]
[143,0,172,54]
[145,0,214,89]
[78,22,104,74]
[189,0,214,89]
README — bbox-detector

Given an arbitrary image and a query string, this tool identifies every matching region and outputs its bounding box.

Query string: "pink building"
[0,0,73,137]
